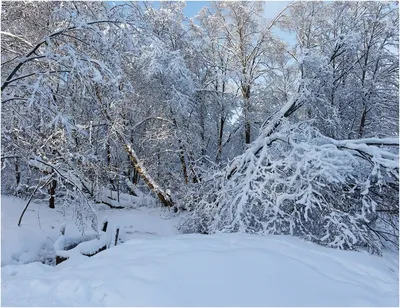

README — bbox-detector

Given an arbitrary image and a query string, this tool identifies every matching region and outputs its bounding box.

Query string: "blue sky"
[182,1,209,17]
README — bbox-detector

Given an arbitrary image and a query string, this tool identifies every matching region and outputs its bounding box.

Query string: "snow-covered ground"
[1,195,178,266]
[1,195,399,306]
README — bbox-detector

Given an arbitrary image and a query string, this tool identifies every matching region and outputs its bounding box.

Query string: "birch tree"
[209,1,288,145]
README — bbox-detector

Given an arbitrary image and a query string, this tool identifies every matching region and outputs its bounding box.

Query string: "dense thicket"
[1,1,398,253]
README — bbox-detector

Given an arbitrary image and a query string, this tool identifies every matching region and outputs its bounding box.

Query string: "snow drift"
[2,233,398,306]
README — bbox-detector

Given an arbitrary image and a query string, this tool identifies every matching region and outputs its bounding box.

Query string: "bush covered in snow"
[180,122,399,254]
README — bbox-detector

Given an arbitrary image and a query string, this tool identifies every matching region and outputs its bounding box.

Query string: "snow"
[1,195,177,266]
[1,196,60,266]
[1,195,399,306]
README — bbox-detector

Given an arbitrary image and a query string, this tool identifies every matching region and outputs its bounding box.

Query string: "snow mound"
[2,233,398,306]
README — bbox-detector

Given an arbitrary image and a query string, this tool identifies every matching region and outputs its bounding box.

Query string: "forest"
[1,0,399,256]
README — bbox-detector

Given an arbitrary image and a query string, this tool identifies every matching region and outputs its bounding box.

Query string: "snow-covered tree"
[1,2,175,228]
[180,119,399,254]
[1,1,398,254]
[202,1,289,146]
[281,1,399,139]
[179,1,399,254]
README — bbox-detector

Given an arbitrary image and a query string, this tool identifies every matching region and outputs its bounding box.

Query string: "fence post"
[114,228,120,246]
[102,220,108,232]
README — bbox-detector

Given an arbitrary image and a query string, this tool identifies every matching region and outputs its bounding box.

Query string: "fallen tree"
[95,86,174,208]
[180,121,399,254]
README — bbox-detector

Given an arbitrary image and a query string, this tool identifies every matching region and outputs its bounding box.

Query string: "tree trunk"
[48,178,57,209]
[106,142,111,166]
[242,85,251,144]
[198,94,207,156]
[358,105,367,138]
[116,173,120,203]
[216,116,225,162]
[15,157,20,186]
[133,168,139,184]
[122,143,174,207]
[106,141,114,191]
[179,142,189,184]
[186,150,200,183]
[172,117,189,184]
[128,134,139,185]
